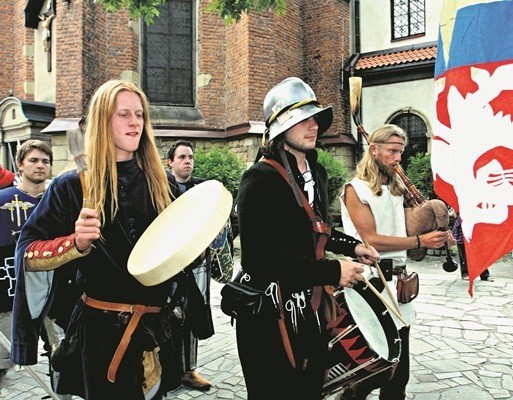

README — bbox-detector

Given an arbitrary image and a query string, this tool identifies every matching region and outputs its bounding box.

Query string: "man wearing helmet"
[235,77,379,399]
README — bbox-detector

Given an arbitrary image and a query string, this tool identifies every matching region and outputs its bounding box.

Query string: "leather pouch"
[220,281,264,321]
[396,269,419,304]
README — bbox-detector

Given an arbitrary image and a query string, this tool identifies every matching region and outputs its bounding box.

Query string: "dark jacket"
[167,172,215,340]
[235,149,361,399]
[12,160,177,398]
[237,149,359,292]
[168,173,206,199]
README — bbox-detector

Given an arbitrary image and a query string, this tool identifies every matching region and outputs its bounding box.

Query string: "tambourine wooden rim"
[128,180,233,286]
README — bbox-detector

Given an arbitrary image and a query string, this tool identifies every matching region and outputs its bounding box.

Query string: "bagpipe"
[348,77,457,271]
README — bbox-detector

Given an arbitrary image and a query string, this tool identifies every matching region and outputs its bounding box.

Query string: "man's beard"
[376,158,395,180]
[26,175,47,185]
[284,137,311,154]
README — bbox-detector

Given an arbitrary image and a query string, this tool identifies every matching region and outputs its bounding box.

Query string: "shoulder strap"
[263,158,316,219]
[261,158,331,259]
[261,158,335,318]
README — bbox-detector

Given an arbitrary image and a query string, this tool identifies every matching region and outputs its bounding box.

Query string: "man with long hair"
[11,80,179,399]
[340,124,453,400]
[235,77,379,399]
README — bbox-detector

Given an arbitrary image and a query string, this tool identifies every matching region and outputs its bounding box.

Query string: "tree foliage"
[317,149,350,208]
[93,0,287,25]
[193,145,246,201]
[206,0,286,24]
[404,152,435,200]
[92,0,167,25]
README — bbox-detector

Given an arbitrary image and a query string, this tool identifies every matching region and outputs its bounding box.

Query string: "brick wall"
[303,0,351,137]
[247,1,304,124]
[225,15,249,127]
[3,0,356,172]
[3,0,36,100]
[0,1,15,98]
[55,1,139,119]
[197,0,228,129]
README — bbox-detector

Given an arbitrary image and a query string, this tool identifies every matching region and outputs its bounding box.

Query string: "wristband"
[414,235,420,249]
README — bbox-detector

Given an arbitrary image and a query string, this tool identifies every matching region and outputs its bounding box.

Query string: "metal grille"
[390,113,427,170]
[143,0,194,105]
[392,0,425,40]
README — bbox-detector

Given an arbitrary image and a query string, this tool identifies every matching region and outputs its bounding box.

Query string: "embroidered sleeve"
[24,234,90,271]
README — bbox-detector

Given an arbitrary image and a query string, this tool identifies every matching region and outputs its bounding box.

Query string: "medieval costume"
[11,159,179,399]
[236,149,363,399]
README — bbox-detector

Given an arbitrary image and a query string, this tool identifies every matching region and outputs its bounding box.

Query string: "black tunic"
[235,150,361,399]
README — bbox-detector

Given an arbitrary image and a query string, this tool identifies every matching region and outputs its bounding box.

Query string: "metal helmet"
[263,77,333,142]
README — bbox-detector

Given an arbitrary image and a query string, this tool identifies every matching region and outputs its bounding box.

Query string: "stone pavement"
[1,254,512,399]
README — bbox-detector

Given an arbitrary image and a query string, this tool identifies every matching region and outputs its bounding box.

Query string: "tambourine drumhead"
[128,180,233,286]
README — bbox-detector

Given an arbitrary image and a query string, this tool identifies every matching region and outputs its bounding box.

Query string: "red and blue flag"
[432,0,513,294]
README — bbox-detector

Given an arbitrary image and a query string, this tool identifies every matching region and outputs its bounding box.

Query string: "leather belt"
[81,294,161,383]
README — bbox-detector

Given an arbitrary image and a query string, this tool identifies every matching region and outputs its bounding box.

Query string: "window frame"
[141,0,196,107]
[390,0,426,41]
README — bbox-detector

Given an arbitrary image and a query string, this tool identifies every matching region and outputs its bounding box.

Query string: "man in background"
[0,140,79,399]
[1,140,53,387]
[167,140,213,390]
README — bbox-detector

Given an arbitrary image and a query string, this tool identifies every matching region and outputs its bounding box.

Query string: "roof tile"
[356,46,437,70]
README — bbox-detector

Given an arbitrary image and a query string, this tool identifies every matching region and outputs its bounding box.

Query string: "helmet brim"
[268,104,333,142]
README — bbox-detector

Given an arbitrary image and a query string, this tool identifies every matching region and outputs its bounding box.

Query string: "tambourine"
[128,180,233,286]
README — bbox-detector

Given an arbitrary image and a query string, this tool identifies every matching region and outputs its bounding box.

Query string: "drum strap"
[262,158,332,255]
[262,158,333,316]
[81,294,161,383]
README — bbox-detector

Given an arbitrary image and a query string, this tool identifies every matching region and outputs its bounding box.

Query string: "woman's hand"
[75,208,101,252]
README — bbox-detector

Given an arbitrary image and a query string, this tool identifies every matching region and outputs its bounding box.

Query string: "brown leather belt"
[81,294,161,383]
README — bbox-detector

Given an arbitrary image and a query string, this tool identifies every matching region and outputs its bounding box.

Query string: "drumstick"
[363,240,401,313]
[361,276,409,327]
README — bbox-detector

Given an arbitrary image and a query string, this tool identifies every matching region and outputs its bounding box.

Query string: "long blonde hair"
[355,124,408,197]
[84,79,171,225]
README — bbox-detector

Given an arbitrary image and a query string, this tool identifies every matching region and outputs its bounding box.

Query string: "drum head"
[344,288,389,359]
[128,180,233,286]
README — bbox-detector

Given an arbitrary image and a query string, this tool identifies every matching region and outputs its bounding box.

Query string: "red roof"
[355,46,437,70]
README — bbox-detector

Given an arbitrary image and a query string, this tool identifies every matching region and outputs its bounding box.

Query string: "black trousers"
[236,310,327,400]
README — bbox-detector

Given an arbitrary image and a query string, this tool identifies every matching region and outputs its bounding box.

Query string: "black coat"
[235,149,361,399]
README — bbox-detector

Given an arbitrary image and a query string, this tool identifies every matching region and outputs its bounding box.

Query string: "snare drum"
[323,282,401,397]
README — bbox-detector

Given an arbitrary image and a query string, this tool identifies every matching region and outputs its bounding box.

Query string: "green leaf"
[94,0,287,26]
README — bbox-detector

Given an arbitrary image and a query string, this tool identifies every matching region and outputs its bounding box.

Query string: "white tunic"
[340,177,416,328]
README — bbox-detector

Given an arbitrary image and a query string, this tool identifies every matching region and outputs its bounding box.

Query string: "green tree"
[93,0,286,25]
[404,153,435,200]
[317,149,349,208]
[193,146,246,202]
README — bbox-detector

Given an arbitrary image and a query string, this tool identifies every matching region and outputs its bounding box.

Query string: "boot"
[181,370,212,390]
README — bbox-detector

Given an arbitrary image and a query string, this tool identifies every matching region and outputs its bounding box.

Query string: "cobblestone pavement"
[1,254,512,400]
